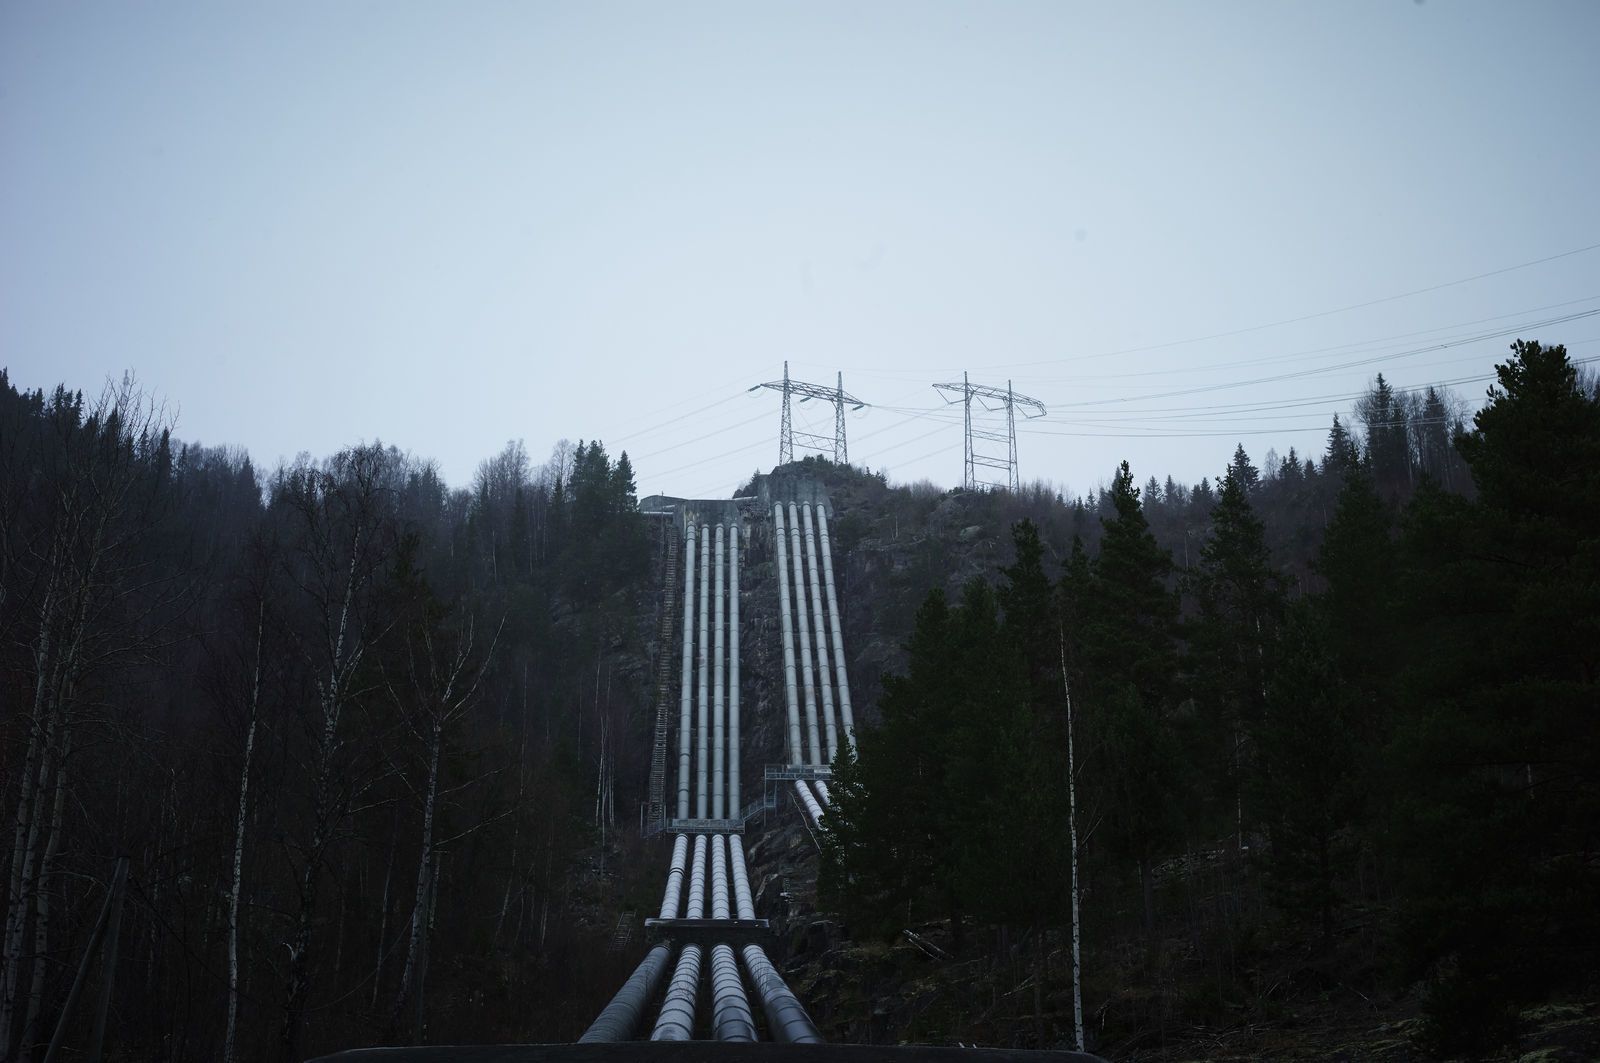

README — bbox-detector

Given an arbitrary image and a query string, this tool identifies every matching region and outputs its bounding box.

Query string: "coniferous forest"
[3,340,1598,1060]
[818,341,1598,1058]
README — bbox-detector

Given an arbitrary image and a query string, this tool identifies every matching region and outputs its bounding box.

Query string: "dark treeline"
[820,342,1599,1056]
[0,369,657,1061]
[1056,372,1474,590]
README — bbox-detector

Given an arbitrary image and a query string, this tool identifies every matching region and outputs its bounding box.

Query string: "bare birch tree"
[382,576,504,1033]
[272,444,401,1059]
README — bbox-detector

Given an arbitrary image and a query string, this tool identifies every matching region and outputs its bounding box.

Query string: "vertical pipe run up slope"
[595,506,789,1045]
[713,526,725,821]
[658,519,712,1043]
[787,503,822,766]
[800,504,838,763]
[772,505,803,766]
[729,530,741,816]
[817,506,856,744]
[678,523,696,820]
[696,525,710,820]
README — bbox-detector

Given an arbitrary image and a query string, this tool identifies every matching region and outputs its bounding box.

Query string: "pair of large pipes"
[773,501,855,819]
[585,516,817,1043]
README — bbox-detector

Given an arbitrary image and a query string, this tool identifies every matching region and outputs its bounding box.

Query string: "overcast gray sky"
[4,1,1598,500]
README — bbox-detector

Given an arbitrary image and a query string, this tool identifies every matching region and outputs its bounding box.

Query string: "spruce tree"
[998,519,1056,700]
[1323,414,1360,478]
[1357,373,1412,497]
[1082,462,1187,937]
[1314,458,1394,737]
[1228,444,1260,494]
[821,589,959,938]
[1252,601,1354,948]
[1395,340,1600,1053]
[1186,462,1284,849]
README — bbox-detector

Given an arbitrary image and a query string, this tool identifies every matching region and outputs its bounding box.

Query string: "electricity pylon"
[931,374,1047,491]
[750,363,867,465]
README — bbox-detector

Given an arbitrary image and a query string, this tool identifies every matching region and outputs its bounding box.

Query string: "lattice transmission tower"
[932,373,1047,491]
[750,362,867,465]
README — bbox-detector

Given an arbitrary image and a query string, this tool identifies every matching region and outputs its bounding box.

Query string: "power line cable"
[1009,357,1599,439]
[1046,337,1599,424]
[628,410,771,461]
[960,240,1600,371]
[785,243,1600,380]
[1023,295,1600,383]
[1047,309,1600,409]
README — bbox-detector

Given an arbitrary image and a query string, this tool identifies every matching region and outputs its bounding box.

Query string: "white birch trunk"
[0,711,58,1049]
[285,527,364,1056]
[0,563,63,1048]
[371,817,397,1009]
[1059,631,1085,1054]
[222,603,264,1063]
[18,727,70,1063]
[393,720,441,1019]
[494,730,526,944]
